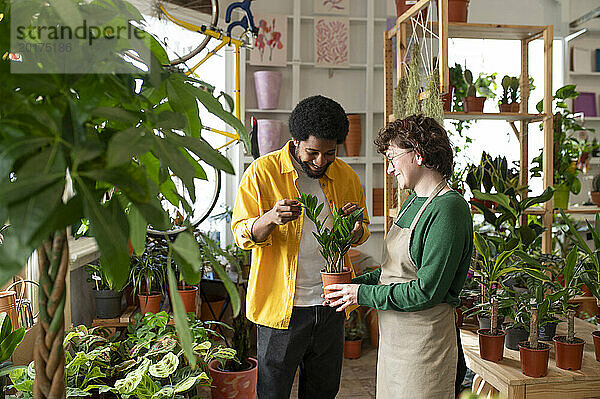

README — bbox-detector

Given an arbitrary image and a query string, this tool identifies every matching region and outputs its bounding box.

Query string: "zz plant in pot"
[85,262,123,319]
[296,192,364,294]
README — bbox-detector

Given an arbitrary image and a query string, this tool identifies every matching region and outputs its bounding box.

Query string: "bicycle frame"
[158,5,247,150]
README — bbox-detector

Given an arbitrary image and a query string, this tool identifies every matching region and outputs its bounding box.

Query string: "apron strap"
[409,179,447,231]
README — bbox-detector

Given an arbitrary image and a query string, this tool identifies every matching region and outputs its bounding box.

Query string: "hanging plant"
[393,76,409,119]
[405,43,422,117]
[422,68,444,125]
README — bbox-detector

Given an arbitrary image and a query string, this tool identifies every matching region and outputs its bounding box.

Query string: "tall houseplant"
[0,0,247,396]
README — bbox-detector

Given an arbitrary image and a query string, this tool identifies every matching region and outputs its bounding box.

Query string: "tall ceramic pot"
[448,0,469,22]
[344,114,361,157]
[257,119,281,156]
[208,357,258,399]
[253,71,282,110]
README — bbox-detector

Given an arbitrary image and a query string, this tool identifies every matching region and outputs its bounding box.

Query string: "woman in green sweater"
[324,114,473,398]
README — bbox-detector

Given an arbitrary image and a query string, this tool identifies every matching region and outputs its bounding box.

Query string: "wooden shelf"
[245,108,291,114]
[394,22,547,41]
[388,112,546,123]
[569,71,600,77]
[68,237,99,271]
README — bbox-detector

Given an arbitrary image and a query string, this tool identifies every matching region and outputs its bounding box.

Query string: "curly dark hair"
[289,95,349,144]
[374,114,453,179]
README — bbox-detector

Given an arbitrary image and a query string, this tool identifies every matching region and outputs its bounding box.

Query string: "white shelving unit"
[565,29,600,205]
[223,0,390,261]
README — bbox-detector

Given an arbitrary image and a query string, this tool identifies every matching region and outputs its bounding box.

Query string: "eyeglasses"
[385,149,413,163]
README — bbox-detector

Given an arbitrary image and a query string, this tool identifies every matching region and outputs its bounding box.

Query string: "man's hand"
[341,202,364,243]
[268,199,302,225]
[251,199,302,242]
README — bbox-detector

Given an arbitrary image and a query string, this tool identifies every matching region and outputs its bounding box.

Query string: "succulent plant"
[464,69,477,97]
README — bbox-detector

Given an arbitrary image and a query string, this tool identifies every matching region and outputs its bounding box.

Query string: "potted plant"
[448,63,475,136]
[344,309,367,359]
[85,262,123,319]
[518,306,551,378]
[554,309,585,370]
[0,312,25,399]
[462,69,496,112]
[591,174,600,207]
[498,75,521,112]
[0,0,248,394]
[477,297,506,362]
[296,193,364,294]
[532,85,595,209]
[131,252,166,315]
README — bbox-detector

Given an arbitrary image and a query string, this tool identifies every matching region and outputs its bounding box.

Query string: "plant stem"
[491,297,498,335]
[567,309,575,342]
[529,307,538,349]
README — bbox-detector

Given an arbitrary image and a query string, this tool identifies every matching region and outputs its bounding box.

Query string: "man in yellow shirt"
[232,95,370,398]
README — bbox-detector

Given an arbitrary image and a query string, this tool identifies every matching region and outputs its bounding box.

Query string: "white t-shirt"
[291,157,334,306]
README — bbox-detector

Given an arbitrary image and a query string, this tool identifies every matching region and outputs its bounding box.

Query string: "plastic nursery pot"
[177,285,198,314]
[505,326,529,351]
[208,357,258,399]
[94,289,123,319]
[592,331,600,361]
[518,341,550,378]
[462,96,485,112]
[478,329,506,362]
[344,338,362,359]
[478,315,505,330]
[539,321,559,341]
[138,293,162,315]
[321,268,353,297]
[553,336,585,370]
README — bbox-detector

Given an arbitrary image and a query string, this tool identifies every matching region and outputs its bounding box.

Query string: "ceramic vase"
[254,71,282,110]
[257,119,281,156]
[344,114,361,157]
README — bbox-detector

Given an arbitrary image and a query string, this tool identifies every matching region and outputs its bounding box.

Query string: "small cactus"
[464,69,477,97]
[464,69,473,85]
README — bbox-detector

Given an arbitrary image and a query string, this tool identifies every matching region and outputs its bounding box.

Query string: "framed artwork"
[314,17,349,68]
[250,14,287,67]
[313,0,349,15]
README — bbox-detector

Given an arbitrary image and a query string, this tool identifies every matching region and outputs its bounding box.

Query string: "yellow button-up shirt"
[232,141,370,329]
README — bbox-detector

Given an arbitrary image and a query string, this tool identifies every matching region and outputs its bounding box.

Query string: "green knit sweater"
[354,190,473,312]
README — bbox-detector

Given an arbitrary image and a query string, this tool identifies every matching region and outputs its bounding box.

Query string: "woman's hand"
[323,284,360,312]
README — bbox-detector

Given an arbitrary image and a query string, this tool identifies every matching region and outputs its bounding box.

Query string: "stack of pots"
[254,71,283,156]
[344,114,362,157]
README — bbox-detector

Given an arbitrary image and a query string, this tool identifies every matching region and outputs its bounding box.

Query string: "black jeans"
[256,306,345,399]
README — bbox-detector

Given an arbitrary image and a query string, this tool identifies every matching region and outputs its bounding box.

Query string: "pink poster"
[314,17,349,68]
[250,14,287,67]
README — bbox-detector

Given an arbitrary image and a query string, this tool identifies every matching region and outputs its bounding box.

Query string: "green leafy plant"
[499,75,520,105]
[532,85,596,195]
[85,262,116,291]
[296,193,364,273]
[0,312,25,368]
[131,251,167,298]
[464,69,497,99]
[345,310,367,341]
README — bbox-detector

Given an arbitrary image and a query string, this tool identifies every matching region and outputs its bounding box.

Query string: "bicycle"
[140,0,259,236]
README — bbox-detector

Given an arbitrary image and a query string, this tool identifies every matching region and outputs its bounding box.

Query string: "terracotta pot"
[138,293,162,315]
[499,103,512,113]
[518,342,550,378]
[321,268,353,297]
[208,357,258,399]
[201,297,226,321]
[344,338,362,359]
[177,285,198,314]
[478,329,506,362]
[442,87,454,112]
[256,119,281,156]
[254,71,282,109]
[394,0,428,20]
[592,331,600,361]
[344,114,361,156]
[553,336,585,370]
[592,192,600,207]
[123,284,135,307]
[455,307,464,328]
[448,0,469,22]
[463,96,485,112]
[511,102,520,112]
[367,310,379,347]
[581,284,593,297]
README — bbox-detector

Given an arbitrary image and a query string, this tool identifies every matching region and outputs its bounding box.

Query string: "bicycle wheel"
[144,0,219,66]
[147,157,222,237]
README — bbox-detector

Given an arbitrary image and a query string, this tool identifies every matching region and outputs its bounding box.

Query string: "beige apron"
[377,180,457,399]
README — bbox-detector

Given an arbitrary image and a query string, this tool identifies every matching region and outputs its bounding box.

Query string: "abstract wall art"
[313,0,349,15]
[314,17,349,68]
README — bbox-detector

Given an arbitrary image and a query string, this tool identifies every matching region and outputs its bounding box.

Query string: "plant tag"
[92,275,102,281]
